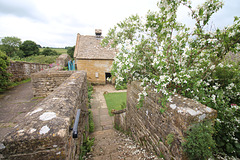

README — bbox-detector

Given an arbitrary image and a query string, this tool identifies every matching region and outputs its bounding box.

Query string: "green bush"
[41,47,58,56]
[0,51,10,91]
[88,110,94,133]
[183,121,216,160]
[87,83,93,108]
[115,83,127,90]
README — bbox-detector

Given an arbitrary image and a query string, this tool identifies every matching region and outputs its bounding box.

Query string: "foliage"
[87,83,93,108]
[79,134,94,160]
[0,36,22,57]
[115,79,127,90]
[0,78,31,93]
[104,92,127,116]
[67,46,75,58]
[183,121,216,160]
[166,133,175,146]
[102,0,239,157]
[0,51,10,91]
[88,109,94,133]
[19,40,39,57]
[41,47,58,56]
[11,55,58,64]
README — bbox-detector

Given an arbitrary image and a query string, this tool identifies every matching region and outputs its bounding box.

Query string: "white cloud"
[0,0,239,47]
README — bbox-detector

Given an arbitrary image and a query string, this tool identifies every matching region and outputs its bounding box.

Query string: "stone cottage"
[73,29,116,84]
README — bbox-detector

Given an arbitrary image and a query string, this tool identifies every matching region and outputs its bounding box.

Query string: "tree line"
[0,36,75,91]
[0,36,75,58]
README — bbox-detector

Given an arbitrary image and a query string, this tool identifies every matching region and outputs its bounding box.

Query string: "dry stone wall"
[0,71,89,160]
[115,81,217,160]
[31,70,74,97]
[7,61,49,82]
[31,54,73,97]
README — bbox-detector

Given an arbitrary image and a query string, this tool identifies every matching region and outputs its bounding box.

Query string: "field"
[39,48,68,55]
[104,92,127,116]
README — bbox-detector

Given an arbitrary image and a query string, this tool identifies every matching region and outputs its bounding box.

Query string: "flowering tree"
[102,0,240,158]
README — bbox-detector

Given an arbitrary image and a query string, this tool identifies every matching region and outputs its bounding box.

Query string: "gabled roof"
[74,33,116,60]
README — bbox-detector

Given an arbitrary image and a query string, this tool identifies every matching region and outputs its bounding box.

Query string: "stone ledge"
[0,71,88,159]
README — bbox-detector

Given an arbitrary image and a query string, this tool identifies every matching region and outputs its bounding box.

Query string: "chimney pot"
[95,29,102,38]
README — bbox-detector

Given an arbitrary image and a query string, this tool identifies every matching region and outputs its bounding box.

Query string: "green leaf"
[199,8,203,16]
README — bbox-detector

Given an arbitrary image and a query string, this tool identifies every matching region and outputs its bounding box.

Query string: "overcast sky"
[0,0,239,48]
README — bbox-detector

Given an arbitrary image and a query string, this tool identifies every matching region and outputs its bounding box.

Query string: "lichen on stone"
[39,125,50,134]
[30,108,43,116]
[29,128,37,134]
[170,104,177,110]
[39,112,56,121]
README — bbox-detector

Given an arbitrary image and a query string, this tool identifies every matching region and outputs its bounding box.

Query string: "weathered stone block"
[56,54,71,67]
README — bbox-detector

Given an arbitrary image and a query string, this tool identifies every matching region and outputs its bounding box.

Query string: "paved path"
[0,82,44,141]
[86,85,159,160]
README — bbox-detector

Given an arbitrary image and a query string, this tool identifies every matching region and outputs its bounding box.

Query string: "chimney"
[95,29,102,38]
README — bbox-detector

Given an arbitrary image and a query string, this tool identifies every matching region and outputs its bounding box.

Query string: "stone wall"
[0,71,89,160]
[115,81,217,160]
[31,70,74,97]
[31,54,73,97]
[7,61,49,82]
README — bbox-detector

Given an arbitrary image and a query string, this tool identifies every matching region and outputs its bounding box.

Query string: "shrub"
[88,110,94,133]
[183,121,216,160]
[87,83,93,108]
[41,47,58,56]
[0,51,10,91]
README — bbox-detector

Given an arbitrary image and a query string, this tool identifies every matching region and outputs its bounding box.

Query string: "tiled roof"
[74,34,116,60]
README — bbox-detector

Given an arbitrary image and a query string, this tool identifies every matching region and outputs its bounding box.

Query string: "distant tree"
[41,47,58,56]
[67,46,75,58]
[19,40,39,57]
[0,36,22,57]
[0,51,10,90]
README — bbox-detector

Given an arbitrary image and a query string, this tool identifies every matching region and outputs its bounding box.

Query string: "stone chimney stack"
[95,29,102,38]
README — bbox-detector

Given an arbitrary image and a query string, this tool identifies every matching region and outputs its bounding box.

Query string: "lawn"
[104,92,127,116]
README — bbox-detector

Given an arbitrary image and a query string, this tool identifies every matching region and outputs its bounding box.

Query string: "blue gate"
[68,60,75,71]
